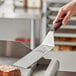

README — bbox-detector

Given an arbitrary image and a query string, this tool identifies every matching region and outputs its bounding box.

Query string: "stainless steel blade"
[13,31,54,68]
[14,45,53,68]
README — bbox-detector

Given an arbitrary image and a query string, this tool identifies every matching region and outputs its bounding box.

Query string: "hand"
[53,0,76,25]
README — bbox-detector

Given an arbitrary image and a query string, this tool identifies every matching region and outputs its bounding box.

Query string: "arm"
[53,0,76,25]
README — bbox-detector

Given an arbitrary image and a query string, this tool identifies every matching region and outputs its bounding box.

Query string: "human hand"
[53,0,76,25]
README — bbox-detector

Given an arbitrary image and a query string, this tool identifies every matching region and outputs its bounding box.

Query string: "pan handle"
[51,14,66,32]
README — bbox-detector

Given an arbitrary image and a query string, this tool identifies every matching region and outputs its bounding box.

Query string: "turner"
[14,17,64,69]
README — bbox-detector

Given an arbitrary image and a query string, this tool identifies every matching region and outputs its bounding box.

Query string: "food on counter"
[59,38,68,42]
[53,45,75,51]
[54,37,60,41]
[0,64,21,76]
[55,37,76,42]
[73,47,76,51]
[55,37,71,42]
[54,37,67,41]
[54,37,76,51]
[53,45,60,51]
[60,46,73,51]
[71,38,76,42]
[74,48,76,51]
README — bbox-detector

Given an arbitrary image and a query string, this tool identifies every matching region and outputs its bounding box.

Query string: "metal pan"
[0,40,34,76]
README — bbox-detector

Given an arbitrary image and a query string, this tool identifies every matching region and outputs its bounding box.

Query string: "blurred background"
[0,0,76,51]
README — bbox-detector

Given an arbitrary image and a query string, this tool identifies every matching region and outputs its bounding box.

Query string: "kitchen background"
[0,0,41,44]
[0,0,76,51]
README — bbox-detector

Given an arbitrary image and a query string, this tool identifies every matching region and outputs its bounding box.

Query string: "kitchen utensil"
[14,15,65,69]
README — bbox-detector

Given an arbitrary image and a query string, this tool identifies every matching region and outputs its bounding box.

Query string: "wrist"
[71,0,76,10]
[71,0,76,14]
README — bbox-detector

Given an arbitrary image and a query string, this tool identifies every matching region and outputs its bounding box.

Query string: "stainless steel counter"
[44,51,76,72]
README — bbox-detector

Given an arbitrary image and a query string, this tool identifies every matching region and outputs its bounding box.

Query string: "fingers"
[62,11,72,24]
[53,8,66,24]
[53,8,72,25]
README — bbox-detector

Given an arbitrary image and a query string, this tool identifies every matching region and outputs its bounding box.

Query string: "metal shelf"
[48,24,76,29]
[55,41,76,46]
[54,33,76,38]
[48,7,76,17]
[61,25,76,29]
[42,1,76,51]
[48,16,76,21]
[48,7,60,11]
